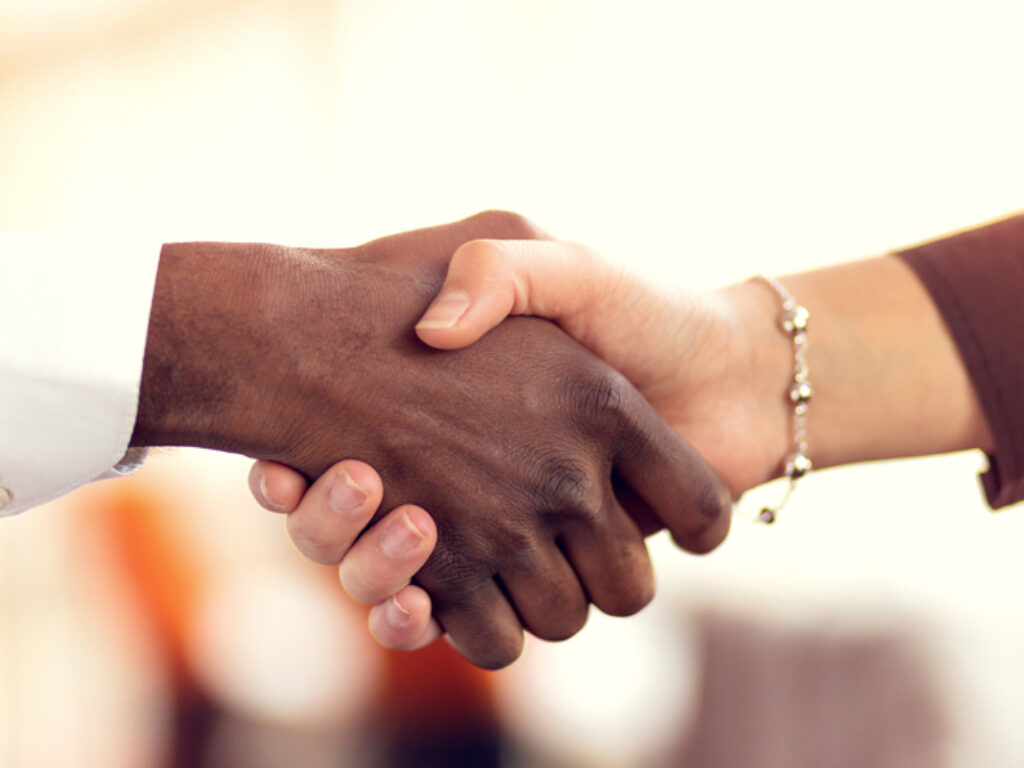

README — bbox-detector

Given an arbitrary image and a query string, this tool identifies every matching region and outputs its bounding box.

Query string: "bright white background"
[2,1,1023,766]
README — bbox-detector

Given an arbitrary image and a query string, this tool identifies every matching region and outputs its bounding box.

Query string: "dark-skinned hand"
[131,211,731,668]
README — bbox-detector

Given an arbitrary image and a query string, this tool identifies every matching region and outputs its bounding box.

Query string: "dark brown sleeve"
[895,214,1024,509]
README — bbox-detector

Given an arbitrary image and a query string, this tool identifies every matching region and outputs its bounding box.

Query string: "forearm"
[726,255,994,476]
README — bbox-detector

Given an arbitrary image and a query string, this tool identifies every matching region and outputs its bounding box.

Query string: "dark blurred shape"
[379,638,503,768]
[99,485,223,768]
[668,609,948,768]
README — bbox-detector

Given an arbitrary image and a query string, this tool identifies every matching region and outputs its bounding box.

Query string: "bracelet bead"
[753,275,812,524]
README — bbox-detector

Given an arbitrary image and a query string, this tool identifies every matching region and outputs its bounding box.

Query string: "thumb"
[415,239,609,350]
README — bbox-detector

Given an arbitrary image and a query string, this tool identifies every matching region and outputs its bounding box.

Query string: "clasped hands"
[137,211,786,670]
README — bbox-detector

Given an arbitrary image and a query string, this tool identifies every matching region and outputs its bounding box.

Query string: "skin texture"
[131,212,732,669]
[254,233,996,655]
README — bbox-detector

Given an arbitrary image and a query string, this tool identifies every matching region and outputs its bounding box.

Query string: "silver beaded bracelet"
[754,275,812,524]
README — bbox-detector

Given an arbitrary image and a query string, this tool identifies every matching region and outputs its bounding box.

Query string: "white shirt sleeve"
[0,236,161,516]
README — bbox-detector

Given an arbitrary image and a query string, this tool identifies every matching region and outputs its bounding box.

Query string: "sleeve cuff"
[0,236,162,515]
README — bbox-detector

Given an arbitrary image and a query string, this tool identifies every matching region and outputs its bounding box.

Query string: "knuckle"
[571,367,631,425]
[338,563,375,604]
[419,544,490,599]
[473,633,525,670]
[534,454,601,516]
[599,569,655,617]
[591,540,656,617]
[494,527,541,565]
[452,238,505,272]
[530,601,589,642]
[470,209,539,239]
[286,517,341,565]
[684,482,733,554]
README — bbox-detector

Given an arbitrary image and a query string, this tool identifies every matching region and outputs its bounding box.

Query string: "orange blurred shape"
[84,478,212,686]
[380,633,498,735]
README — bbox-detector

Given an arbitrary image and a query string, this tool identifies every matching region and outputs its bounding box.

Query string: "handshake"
[133,210,996,668]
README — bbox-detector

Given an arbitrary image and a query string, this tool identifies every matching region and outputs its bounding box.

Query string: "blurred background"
[2,0,1023,766]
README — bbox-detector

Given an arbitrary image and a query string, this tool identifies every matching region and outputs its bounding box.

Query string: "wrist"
[130,242,300,457]
[771,256,993,469]
[715,279,796,488]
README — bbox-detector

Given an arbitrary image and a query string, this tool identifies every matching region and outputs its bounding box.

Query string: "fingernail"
[416,290,470,329]
[256,470,287,513]
[381,510,426,557]
[388,595,412,627]
[329,468,368,514]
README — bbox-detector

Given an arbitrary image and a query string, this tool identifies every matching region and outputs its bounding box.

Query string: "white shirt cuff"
[0,236,161,515]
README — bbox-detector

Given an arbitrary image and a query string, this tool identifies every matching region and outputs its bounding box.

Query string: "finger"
[558,492,656,617]
[416,559,525,669]
[613,388,733,554]
[438,585,525,670]
[249,460,310,513]
[285,459,385,565]
[498,545,590,641]
[415,240,614,350]
[367,585,443,652]
[339,505,437,604]
[611,473,664,537]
